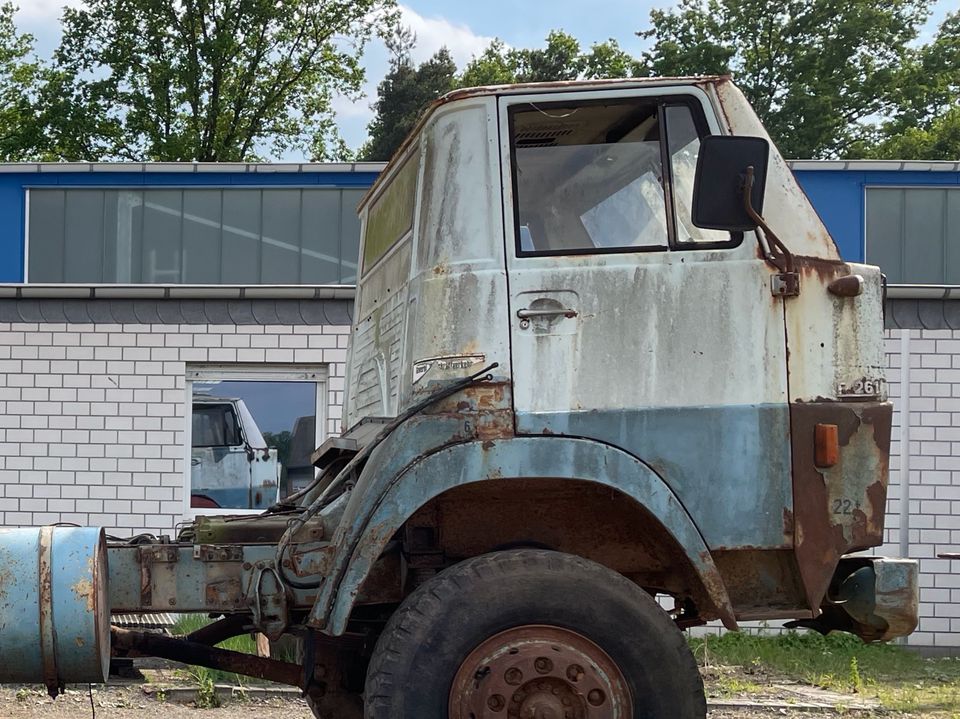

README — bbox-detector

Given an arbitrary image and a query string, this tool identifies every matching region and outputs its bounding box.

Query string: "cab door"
[499,88,793,551]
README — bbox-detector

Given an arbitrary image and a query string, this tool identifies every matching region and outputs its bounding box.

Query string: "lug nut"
[505,668,523,685]
[534,657,553,674]
[587,689,605,706]
[566,664,584,682]
[487,694,505,711]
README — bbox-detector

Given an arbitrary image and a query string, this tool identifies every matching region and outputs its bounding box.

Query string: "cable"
[274,363,499,589]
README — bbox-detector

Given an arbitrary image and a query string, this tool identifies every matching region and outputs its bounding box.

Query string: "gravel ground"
[0,684,884,719]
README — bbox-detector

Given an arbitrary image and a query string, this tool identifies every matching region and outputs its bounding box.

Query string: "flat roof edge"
[0,162,387,175]
[0,284,356,300]
[789,160,960,172]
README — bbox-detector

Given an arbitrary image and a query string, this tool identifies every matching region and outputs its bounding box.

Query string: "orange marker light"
[815,423,839,468]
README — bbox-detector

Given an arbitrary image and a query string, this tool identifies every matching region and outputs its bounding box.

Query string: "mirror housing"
[691,135,770,231]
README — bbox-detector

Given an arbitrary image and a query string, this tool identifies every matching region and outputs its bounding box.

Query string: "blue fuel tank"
[0,526,110,695]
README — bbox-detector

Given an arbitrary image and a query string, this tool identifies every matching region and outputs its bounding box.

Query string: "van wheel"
[364,549,705,718]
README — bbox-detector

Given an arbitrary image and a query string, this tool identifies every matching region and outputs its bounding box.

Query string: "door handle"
[517,307,578,319]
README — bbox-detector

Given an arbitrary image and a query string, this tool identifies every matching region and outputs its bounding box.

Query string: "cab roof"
[359,75,732,212]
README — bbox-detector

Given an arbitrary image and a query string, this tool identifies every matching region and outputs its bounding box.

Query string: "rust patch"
[794,255,849,283]
[791,400,892,612]
[72,577,96,613]
[782,508,795,536]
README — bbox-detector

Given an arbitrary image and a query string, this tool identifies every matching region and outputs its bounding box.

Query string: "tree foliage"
[638,0,930,158]
[0,2,43,160]
[360,27,457,161]
[861,11,960,159]
[44,0,397,161]
[461,31,640,86]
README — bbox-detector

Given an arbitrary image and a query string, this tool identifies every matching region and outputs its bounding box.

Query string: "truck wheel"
[364,549,705,718]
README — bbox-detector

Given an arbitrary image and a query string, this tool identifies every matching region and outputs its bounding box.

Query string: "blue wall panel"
[0,170,379,283]
[792,171,866,262]
[792,168,960,266]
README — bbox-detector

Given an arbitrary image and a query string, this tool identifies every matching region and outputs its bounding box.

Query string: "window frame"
[505,93,742,259]
[183,363,327,518]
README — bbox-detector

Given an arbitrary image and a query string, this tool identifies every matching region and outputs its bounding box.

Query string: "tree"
[45,0,398,162]
[639,0,931,158]
[861,11,960,159]
[461,31,640,86]
[360,28,457,161]
[0,2,44,160]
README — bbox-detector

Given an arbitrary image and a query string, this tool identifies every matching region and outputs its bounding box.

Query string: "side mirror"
[691,135,770,231]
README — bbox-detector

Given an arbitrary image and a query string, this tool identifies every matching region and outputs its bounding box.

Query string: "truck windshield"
[192,403,243,447]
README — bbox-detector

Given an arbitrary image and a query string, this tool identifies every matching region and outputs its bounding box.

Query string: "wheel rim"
[448,624,633,718]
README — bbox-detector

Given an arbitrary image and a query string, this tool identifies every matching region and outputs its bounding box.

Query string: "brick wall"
[883,328,960,649]
[0,320,348,536]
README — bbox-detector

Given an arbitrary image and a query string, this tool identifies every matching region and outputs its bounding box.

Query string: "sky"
[12,0,957,158]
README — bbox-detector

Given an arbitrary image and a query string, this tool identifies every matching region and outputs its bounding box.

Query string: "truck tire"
[364,549,706,718]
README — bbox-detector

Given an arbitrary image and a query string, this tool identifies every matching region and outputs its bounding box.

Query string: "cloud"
[399,4,496,66]
[14,0,83,22]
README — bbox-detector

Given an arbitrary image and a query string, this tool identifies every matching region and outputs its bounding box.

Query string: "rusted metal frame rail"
[111,627,305,687]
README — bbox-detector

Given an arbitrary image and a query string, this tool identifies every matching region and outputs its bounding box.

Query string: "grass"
[170,615,296,688]
[691,630,960,716]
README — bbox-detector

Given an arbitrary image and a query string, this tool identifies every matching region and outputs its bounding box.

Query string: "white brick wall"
[0,321,348,536]
[882,328,960,649]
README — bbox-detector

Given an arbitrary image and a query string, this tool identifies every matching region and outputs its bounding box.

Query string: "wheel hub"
[448,625,632,718]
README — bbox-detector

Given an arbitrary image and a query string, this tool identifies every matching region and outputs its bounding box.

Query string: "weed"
[190,666,221,709]
[849,655,863,693]
[155,687,167,703]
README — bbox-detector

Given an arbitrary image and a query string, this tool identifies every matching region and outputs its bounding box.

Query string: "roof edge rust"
[358,75,735,212]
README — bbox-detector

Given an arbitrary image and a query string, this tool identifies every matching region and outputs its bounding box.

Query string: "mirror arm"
[742,166,794,274]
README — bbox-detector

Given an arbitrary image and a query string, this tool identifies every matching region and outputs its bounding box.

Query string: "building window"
[27,187,365,285]
[185,365,326,515]
[865,186,960,285]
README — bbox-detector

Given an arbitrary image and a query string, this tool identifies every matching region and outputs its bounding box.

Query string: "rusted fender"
[308,436,738,634]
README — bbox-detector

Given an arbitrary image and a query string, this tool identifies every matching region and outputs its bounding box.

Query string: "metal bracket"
[249,562,290,641]
[771,272,800,297]
[139,546,179,563]
[194,544,244,562]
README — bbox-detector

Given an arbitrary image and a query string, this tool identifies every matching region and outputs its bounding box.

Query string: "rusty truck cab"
[341,76,916,639]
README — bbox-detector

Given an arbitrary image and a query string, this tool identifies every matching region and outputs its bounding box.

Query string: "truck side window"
[664,104,732,246]
[510,100,669,254]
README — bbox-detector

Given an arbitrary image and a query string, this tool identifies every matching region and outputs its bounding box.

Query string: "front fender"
[309,435,737,634]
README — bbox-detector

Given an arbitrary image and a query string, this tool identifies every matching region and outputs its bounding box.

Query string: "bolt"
[505,668,523,686]
[282,559,292,568]
[487,694,505,712]
[561,697,572,706]
[534,657,553,674]
[242,562,252,570]
[168,598,176,606]
[566,664,584,682]
[587,689,605,706]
